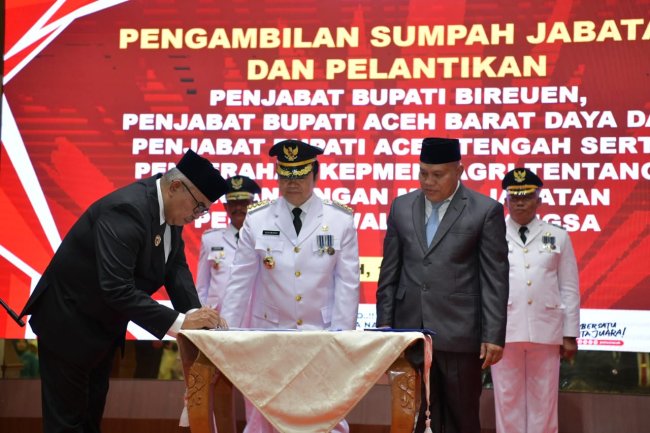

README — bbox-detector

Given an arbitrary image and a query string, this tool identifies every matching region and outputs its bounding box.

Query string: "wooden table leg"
[186,352,236,433]
[213,371,236,433]
[387,353,421,433]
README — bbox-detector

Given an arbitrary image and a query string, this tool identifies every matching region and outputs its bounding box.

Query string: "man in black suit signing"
[20,150,229,433]
[376,137,509,433]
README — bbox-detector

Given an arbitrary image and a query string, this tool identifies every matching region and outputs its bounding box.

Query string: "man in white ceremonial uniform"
[220,139,360,433]
[179,176,262,430]
[196,175,261,309]
[491,168,581,433]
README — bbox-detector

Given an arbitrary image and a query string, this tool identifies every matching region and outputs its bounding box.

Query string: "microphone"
[0,297,26,327]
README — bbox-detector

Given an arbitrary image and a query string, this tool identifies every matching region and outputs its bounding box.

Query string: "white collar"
[156,178,165,225]
[285,193,316,215]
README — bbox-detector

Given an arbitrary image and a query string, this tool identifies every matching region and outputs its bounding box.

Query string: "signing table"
[178,329,430,433]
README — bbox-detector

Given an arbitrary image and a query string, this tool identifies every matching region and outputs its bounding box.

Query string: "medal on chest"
[263,247,275,269]
[542,232,556,250]
[317,225,335,255]
[209,247,226,270]
[317,234,335,255]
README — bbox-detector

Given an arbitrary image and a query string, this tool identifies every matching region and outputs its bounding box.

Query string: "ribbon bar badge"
[317,234,335,255]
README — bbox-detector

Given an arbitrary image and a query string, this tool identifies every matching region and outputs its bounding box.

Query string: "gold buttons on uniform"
[527,280,532,286]
[528,299,533,305]
[295,271,301,277]
[295,295,302,302]
[525,263,530,269]
[294,246,300,253]
[523,248,529,253]
[296,319,303,325]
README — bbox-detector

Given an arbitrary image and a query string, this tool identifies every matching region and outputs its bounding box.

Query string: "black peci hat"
[176,150,228,202]
[225,176,261,201]
[420,137,461,164]
[502,168,543,196]
[269,139,323,178]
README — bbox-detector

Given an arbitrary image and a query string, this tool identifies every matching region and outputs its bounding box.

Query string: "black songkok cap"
[420,137,461,164]
[176,150,228,202]
[502,167,543,196]
[225,176,262,201]
[269,139,324,179]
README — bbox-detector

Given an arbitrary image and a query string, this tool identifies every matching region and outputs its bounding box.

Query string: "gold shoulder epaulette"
[322,199,353,214]
[248,199,272,213]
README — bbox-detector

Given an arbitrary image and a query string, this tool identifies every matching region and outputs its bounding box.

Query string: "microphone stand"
[0,297,26,327]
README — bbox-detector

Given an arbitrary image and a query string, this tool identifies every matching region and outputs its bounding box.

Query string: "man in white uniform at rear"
[491,168,581,433]
[195,175,261,310]
[180,175,261,429]
[220,139,360,433]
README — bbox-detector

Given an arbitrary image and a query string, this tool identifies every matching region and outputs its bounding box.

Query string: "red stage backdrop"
[1,0,649,351]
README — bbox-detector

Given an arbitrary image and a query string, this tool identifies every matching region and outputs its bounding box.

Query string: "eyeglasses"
[180,181,209,216]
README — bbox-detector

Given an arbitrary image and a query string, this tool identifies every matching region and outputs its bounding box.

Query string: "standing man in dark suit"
[376,137,509,433]
[20,150,229,433]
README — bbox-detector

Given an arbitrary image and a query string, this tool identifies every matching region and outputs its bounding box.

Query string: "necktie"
[292,208,302,235]
[235,231,240,243]
[519,226,528,244]
[425,202,443,246]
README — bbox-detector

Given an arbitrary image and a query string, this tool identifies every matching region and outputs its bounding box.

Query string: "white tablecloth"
[178,329,426,433]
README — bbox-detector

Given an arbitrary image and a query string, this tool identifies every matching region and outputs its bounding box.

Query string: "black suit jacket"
[376,184,509,353]
[21,175,201,365]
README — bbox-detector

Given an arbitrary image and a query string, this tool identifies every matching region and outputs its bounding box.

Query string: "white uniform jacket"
[505,217,580,344]
[220,195,360,330]
[195,225,238,309]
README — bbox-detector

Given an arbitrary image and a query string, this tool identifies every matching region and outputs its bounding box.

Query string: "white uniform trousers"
[243,407,349,433]
[491,342,560,433]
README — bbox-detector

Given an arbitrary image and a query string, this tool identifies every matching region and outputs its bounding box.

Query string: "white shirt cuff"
[167,308,199,337]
